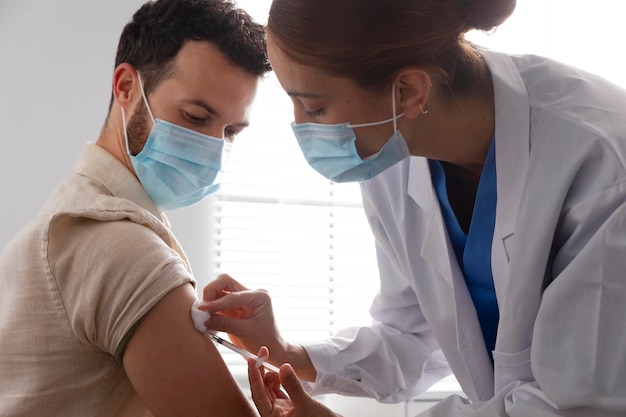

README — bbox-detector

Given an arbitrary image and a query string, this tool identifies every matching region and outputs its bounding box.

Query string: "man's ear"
[395,69,431,120]
[112,63,139,110]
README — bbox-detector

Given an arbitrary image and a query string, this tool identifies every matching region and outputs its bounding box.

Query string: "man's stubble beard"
[126,99,151,156]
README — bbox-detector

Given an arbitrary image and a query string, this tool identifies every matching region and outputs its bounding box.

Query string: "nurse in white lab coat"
[200,0,626,415]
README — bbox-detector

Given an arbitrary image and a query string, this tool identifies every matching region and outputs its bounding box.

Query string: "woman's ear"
[112,63,139,110]
[395,69,431,120]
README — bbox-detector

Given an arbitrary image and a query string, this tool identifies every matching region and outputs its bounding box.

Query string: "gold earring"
[419,103,429,114]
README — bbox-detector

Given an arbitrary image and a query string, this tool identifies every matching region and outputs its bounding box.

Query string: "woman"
[200,0,626,415]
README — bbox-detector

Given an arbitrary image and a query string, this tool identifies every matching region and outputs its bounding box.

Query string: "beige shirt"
[0,144,195,417]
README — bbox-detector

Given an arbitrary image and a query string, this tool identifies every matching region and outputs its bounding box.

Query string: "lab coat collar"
[484,49,531,244]
[407,50,530,274]
[408,51,529,216]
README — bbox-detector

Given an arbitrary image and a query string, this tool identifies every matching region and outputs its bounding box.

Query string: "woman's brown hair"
[267,0,515,96]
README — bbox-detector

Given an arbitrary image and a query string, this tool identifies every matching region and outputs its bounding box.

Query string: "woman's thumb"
[279,364,309,403]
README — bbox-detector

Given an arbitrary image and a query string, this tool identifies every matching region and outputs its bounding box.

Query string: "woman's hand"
[201,274,318,381]
[200,274,287,361]
[248,347,341,417]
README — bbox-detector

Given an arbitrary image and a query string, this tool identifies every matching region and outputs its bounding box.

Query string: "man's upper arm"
[123,283,258,417]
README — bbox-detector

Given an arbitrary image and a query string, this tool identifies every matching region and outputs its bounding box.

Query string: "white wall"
[0,0,216,285]
[0,0,141,243]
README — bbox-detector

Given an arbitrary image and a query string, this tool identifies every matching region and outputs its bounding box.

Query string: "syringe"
[204,331,281,373]
[191,300,281,373]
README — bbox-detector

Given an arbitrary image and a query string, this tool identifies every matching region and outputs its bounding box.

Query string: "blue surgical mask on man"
[291,85,409,182]
[121,73,231,211]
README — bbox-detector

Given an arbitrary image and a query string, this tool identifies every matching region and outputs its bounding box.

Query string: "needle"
[205,331,281,373]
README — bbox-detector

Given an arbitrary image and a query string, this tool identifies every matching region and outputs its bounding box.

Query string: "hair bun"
[463,0,516,32]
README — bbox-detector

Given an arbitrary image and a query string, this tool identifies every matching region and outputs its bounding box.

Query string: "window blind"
[205,74,381,377]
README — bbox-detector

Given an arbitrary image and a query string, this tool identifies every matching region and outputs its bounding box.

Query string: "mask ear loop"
[123,72,155,157]
[348,84,403,129]
[121,106,133,156]
[136,72,156,124]
[391,84,398,133]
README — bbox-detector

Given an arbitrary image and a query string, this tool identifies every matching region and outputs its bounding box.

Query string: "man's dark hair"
[109,0,270,108]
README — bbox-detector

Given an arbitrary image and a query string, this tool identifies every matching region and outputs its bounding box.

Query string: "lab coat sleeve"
[301,239,451,402]
[416,181,626,416]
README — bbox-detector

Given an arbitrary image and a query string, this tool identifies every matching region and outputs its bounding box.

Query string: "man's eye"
[225,126,243,141]
[225,128,237,139]
[185,112,207,123]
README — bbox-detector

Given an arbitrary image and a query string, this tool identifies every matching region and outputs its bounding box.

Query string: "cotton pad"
[191,300,211,334]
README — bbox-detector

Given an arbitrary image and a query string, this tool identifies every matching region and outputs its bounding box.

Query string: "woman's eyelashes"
[305,108,325,119]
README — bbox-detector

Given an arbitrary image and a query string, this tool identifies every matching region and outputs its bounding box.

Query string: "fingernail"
[281,364,294,377]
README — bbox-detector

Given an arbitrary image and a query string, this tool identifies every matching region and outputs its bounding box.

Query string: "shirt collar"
[73,143,164,221]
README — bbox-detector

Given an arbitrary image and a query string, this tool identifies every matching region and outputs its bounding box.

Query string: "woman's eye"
[305,108,325,119]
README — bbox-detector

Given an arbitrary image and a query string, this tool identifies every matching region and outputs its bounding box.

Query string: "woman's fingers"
[200,286,281,353]
[201,273,249,302]
[278,364,340,417]
[248,347,287,416]
[248,355,274,416]
[248,347,339,417]
[277,364,308,404]
[202,288,272,315]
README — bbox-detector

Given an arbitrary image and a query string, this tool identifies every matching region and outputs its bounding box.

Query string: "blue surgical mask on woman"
[291,85,409,182]
[121,73,231,211]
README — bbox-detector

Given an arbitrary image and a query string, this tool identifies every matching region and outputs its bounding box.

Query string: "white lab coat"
[302,50,626,416]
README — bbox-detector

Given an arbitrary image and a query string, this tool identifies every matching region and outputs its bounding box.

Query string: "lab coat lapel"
[483,51,538,389]
[488,51,530,237]
[407,157,495,401]
[408,158,453,284]
[483,50,531,335]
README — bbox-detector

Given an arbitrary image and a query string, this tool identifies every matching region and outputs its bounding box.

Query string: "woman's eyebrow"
[286,90,326,99]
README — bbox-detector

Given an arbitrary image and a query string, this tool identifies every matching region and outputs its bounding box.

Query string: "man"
[0,1,270,416]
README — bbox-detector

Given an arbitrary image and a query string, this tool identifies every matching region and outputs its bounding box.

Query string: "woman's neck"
[406,74,496,177]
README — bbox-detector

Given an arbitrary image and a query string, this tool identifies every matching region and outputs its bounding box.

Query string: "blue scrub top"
[429,138,499,362]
